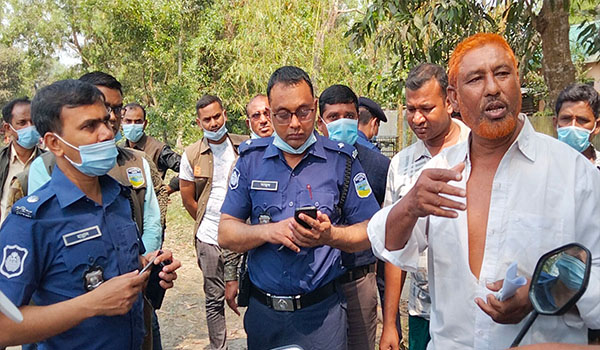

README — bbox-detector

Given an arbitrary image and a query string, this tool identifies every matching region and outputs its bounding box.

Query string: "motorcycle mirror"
[511,243,591,347]
[530,243,591,315]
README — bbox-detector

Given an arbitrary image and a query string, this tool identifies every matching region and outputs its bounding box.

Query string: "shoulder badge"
[352,149,358,159]
[0,245,28,279]
[338,142,345,149]
[126,167,145,188]
[229,168,240,190]
[353,172,372,198]
[245,139,252,145]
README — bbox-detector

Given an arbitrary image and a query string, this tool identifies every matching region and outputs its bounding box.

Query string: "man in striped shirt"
[379,63,469,350]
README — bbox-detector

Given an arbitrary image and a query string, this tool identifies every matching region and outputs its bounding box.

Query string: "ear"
[195,117,202,128]
[245,119,250,129]
[445,95,453,116]
[447,85,460,113]
[552,116,558,129]
[44,132,64,157]
[316,117,327,136]
[143,120,148,129]
[592,118,600,137]
[3,122,10,134]
[223,110,228,122]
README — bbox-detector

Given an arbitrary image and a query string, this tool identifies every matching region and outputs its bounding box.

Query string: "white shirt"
[385,119,470,318]
[1,144,36,224]
[180,138,236,245]
[369,115,600,349]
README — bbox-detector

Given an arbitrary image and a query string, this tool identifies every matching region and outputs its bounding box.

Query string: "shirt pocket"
[251,191,283,222]
[505,211,565,269]
[61,237,109,275]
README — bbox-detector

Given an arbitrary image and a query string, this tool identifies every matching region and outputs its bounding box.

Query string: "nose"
[289,114,301,129]
[412,111,426,125]
[99,123,115,142]
[484,73,500,97]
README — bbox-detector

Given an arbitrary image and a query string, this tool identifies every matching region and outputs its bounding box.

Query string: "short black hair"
[124,102,147,119]
[358,107,374,125]
[318,85,358,117]
[555,83,600,119]
[267,66,314,99]
[31,79,105,137]
[79,71,123,95]
[196,94,223,113]
[405,63,448,97]
[2,97,31,124]
[245,94,267,117]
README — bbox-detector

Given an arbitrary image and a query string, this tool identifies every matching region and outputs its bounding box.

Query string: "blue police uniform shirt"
[0,165,145,350]
[356,130,381,153]
[221,133,380,295]
[341,142,391,269]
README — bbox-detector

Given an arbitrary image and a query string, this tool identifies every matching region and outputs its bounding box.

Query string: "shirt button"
[283,271,288,276]
[289,201,294,207]
[315,201,319,207]
[88,257,94,263]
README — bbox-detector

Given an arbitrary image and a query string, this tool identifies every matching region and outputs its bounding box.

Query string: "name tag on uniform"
[62,226,102,247]
[251,180,278,191]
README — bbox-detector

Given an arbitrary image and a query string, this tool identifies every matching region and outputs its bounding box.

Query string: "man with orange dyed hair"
[368,33,600,348]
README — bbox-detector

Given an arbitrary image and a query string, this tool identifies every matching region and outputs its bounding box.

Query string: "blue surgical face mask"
[122,123,144,143]
[557,124,594,153]
[272,130,317,155]
[323,118,358,145]
[203,123,228,141]
[250,130,261,139]
[10,125,40,149]
[555,253,586,290]
[54,134,118,177]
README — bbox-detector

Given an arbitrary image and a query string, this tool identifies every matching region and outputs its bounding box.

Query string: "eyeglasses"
[249,109,270,121]
[106,105,124,117]
[271,107,314,124]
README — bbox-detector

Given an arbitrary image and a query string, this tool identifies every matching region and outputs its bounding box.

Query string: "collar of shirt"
[10,143,36,166]
[49,165,122,209]
[262,131,327,161]
[357,129,369,141]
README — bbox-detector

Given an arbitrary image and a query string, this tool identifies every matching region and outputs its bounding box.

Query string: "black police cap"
[358,97,387,123]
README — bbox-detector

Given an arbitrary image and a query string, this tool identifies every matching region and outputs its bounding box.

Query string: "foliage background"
[0,0,598,148]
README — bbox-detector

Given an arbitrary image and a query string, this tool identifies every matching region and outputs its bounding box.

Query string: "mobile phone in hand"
[294,206,317,229]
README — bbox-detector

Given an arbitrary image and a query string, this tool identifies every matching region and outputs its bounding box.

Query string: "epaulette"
[322,137,357,159]
[11,186,55,219]
[238,136,272,155]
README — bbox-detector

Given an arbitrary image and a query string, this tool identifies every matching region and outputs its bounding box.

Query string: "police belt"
[338,263,376,284]
[250,280,337,312]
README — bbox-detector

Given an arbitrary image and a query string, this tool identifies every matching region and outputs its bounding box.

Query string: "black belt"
[338,263,376,284]
[250,281,337,312]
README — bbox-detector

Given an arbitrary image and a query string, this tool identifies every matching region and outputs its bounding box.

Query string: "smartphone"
[139,254,159,275]
[294,206,317,229]
[146,259,171,309]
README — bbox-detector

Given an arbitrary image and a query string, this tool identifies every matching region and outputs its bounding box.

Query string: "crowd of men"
[0,32,599,350]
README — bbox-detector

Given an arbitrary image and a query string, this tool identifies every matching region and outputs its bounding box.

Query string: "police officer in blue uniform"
[218,66,380,350]
[0,79,179,349]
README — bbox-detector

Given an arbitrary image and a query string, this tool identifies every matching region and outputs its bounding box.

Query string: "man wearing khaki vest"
[179,94,247,350]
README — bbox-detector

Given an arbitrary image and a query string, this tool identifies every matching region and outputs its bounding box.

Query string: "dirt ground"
[157,195,409,350]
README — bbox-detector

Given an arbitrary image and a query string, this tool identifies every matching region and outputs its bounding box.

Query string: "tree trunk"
[312,0,339,92]
[533,0,576,107]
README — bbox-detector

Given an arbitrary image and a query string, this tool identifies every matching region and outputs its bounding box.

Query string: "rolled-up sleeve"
[367,202,428,272]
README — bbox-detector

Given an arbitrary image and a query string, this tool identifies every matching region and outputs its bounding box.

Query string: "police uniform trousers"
[244,289,347,350]
[196,239,227,350]
[341,271,378,350]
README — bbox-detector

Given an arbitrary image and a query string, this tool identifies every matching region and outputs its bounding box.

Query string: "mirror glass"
[531,245,588,314]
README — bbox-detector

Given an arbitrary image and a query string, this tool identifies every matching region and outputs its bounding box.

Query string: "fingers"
[450,161,466,174]
[161,258,181,274]
[475,297,500,320]
[486,279,504,292]
[279,235,301,253]
[425,165,463,183]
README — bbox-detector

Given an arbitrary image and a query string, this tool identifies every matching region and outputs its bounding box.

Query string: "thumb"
[486,279,504,292]
[450,161,465,175]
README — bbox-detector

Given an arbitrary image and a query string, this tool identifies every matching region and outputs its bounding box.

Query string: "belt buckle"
[269,294,295,311]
